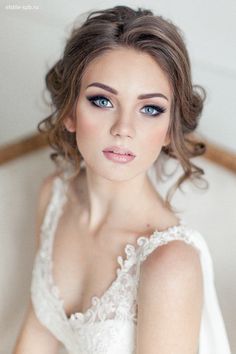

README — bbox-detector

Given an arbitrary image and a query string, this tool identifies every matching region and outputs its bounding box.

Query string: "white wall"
[0,148,235,353]
[1,0,236,151]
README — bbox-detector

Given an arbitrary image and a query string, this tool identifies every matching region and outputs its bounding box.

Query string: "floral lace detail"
[50,237,141,328]
[31,173,202,353]
[137,223,198,263]
[76,322,119,354]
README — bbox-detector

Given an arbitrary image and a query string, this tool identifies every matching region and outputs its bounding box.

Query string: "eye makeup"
[141,105,166,116]
[86,95,167,117]
[86,95,112,108]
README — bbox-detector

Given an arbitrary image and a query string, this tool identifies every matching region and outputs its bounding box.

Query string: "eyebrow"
[86,82,169,101]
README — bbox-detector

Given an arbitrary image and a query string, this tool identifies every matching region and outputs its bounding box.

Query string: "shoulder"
[138,239,202,296]
[136,240,203,353]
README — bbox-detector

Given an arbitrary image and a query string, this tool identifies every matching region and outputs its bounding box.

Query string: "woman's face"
[64,47,172,181]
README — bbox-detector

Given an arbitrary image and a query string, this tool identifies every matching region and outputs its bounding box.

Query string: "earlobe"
[63,115,76,133]
[163,135,170,147]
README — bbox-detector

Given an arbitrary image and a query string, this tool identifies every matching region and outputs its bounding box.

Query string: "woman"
[14,5,231,354]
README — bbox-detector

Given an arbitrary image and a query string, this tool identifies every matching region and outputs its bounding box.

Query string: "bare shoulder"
[138,240,203,300]
[140,238,201,279]
[136,240,203,354]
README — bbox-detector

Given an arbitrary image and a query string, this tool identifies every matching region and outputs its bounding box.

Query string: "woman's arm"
[136,240,203,354]
[13,173,61,354]
[13,300,60,354]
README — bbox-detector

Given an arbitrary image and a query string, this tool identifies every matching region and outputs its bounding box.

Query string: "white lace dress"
[31,174,232,354]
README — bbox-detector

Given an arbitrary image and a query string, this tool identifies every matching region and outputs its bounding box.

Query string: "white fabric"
[31,173,232,354]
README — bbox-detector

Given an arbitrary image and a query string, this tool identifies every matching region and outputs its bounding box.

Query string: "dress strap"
[138,222,199,263]
[39,174,68,244]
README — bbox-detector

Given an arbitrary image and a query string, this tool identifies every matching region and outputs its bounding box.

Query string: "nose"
[110,111,135,138]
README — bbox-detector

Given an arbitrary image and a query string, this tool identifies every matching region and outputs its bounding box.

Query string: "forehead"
[80,47,171,97]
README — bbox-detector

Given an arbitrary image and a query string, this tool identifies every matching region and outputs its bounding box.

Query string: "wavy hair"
[38,5,208,212]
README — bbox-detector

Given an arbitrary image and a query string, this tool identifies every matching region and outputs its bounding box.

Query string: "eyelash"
[86,95,166,117]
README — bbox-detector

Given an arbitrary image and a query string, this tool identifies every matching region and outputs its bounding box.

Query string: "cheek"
[75,111,100,138]
[146,124,169,151]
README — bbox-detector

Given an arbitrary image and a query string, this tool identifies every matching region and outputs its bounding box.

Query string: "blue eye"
[87,95,113,108]
[86,95,166,118]
[141,105,166,117]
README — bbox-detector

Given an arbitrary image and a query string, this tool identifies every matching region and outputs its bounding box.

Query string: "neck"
[78,164,163,233]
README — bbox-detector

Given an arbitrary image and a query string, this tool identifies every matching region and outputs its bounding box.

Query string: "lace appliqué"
[68,243,140,329]
[138,223,199,263]
[31,174,201,354]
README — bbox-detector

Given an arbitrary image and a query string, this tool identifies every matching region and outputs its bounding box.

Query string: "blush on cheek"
[76,116,99,138]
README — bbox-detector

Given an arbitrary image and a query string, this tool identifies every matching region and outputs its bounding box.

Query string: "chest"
[51,210,142,318]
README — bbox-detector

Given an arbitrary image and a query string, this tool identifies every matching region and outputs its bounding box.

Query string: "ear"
[163,133,170,147]
[63,115,76,133]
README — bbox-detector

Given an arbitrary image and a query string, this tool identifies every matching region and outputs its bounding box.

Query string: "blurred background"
[0,0,235,353]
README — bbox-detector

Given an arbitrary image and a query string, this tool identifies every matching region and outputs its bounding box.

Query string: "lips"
[103,145,135,156]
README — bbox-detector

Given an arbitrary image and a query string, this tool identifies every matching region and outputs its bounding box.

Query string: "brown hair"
[38,5,208,212]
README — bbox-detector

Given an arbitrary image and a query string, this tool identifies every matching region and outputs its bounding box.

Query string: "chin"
[83,152,152,181]
[104,164,151,183]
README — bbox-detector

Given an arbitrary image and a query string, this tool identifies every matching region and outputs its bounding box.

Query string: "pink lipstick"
[102,145,136,164]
